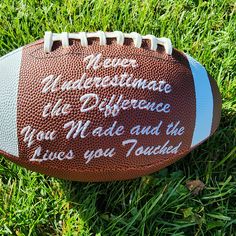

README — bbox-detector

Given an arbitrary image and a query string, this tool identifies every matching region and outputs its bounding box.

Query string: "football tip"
[0,48,22,157]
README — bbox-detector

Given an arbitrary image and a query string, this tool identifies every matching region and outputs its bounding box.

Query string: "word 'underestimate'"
[41,73,172,94]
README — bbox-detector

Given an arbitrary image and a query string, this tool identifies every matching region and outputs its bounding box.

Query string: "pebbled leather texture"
[0,35,221,181]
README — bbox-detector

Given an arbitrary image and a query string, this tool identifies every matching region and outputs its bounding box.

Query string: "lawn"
[0,0,235,235]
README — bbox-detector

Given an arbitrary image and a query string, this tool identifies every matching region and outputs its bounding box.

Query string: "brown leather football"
[0,31,221,181]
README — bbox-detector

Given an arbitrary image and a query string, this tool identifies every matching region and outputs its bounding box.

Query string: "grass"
[0,0,235,235]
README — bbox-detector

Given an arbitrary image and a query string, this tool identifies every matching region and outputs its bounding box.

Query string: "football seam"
[26,45,189,70]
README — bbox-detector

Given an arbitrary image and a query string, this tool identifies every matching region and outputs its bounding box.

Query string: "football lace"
[44,31,173,55]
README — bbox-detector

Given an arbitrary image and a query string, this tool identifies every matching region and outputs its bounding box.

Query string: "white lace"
[44,31,173,55]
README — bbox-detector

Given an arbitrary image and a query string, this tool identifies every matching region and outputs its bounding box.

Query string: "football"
[0,31,221,181]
